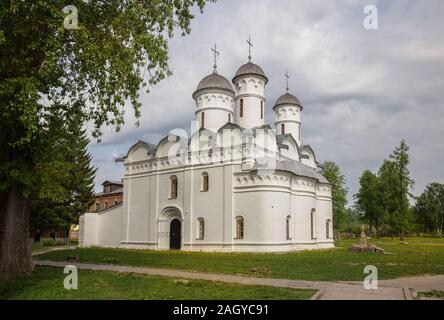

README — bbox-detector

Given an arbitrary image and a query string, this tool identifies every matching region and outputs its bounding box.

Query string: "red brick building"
[89,180,123,212]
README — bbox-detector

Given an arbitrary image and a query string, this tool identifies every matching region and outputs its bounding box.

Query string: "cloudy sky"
[87,0,444,205]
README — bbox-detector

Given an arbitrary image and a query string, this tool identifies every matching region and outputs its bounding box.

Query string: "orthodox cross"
[285,71,290,92]
[211,43,220,72]
[246,36,253,62]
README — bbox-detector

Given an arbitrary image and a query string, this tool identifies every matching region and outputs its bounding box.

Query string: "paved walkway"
[34,260,415,300]
[32,246,76,256]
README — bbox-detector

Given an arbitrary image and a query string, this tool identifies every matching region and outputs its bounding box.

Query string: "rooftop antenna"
[211,43,220,73]
[246,35,253,62]
[284,70,290,93]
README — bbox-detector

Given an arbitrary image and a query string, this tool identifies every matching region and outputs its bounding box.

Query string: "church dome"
[192,71,234,99]
[273,93,303,110]
[232,62,268,84]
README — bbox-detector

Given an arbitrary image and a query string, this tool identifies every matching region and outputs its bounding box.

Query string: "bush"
[42,239,57,246]
[69,239,79,245]
[42,239,66,246]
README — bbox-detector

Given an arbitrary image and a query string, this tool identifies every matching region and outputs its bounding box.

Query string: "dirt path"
[34,260,412,300]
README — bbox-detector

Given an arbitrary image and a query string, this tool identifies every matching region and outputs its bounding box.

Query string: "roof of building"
[273,92,303,110]
[95,187,123,197]
[232,62,268,84]
[250,157,329,184]
[101,180,123,186]
[192,71,234,99]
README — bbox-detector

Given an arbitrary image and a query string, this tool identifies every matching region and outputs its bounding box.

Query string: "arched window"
[170,175,178,199]
[228,113,231,123]
[311,209,316,240]
[196,218,204,240]
[235,216,244,239]
[201,112,205,128]
[240,99,244,117]
[326,219,331,239]
[286,215,291,240]
[281,123,285,134]
[260,101,264,119]
[201,172,209,192]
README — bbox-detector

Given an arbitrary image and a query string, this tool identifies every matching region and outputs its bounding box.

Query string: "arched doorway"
[170,219,181,250]
[158,206,183,250]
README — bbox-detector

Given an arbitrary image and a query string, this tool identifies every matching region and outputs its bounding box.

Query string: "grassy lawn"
[0,267,314,300]
[35,238,444,281]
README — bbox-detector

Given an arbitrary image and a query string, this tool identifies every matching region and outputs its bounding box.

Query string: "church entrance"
[169,219,181,250]
[158,206,183,250]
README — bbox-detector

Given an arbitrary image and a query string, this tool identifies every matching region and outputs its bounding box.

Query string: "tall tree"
[30,112,97,235]
[355,170,381,237]
[378,140,415,240]
[0,0,213,279]
[377,159,397,225]
[321,161,348,231]
[389,140,414,239]
[414,183,444,235]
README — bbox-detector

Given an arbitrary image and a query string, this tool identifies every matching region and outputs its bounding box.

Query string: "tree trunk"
[375,218,380,239]
[0,182,33,280]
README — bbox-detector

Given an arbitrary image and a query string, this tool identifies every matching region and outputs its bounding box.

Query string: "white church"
[80,43,334,252]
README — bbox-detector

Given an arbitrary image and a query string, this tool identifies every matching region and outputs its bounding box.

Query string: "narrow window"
[311,209,316,240]
[170,175,178,199]
[196,218,205,240]
[228,114,231,123]
[326,219,331,239]
[105,201,108,209]
[286,215,291,240]
[201,112,205,128]
[95,202,100,211]
[235,216,244,239]
[202,172,209,192]
[260,101,264,119]
[114,198,118,205]
[240,99,244,117]
[281,123,285,134]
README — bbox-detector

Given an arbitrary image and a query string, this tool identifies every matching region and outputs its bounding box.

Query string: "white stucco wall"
[195,90,234,131]
[275,104,302,145]
[81,204,122,247]
[234,75,266,129]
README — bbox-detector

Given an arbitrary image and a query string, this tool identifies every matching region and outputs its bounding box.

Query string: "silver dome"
[232,62,268,83]
[273,93,303,110]
[192,71,234,99]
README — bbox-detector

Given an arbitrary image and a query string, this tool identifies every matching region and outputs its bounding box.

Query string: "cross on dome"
[246,35,253,62]
[285,71,290,92]
[211,43,220,73]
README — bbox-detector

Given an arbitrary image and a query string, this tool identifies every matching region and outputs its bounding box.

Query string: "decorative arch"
[158,206,183,250]
[159,206,183,222]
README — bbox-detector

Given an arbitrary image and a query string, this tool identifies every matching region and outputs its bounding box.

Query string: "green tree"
[389,139,414,239]
[321,161,348,231]
[0,0,213,279]
[30,111,97,235]
[377,140,414,239]
[355,170,382,237]
[414,183,444,235]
